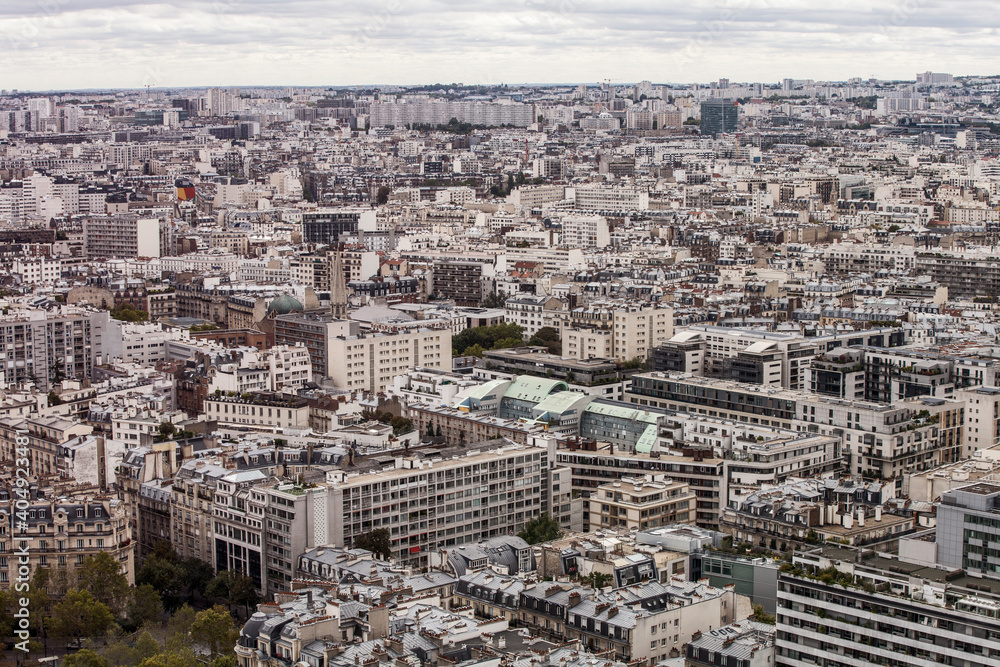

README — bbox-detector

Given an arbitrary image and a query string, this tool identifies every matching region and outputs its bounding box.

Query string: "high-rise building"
[700,99,739,138]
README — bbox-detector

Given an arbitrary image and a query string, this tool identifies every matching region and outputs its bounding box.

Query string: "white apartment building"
[324,440,550,568]
[957,386,1000,458]
[105,321,181,366]
[83,215,161,259]
[558,214,611,248]
[564,304,674,363]
[329,327,451,393]
[570,185,650,212]
[10,257,62,284]
[504,246,585,273]
[504,295,565,338]
[204,393,311,431]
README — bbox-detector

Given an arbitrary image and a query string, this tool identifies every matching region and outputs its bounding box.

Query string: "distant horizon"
[2,0,999,91]
[4,74,995,97]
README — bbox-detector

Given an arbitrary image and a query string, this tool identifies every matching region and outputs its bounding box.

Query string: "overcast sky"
[2,0,998,91]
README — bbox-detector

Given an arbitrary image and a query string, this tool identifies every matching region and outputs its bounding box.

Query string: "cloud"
[0,0,998,89]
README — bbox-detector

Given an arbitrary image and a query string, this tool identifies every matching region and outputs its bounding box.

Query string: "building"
[204,393,311,431]
[686,620,775,667]
[323,439,550,568]
[327,327,452,393]
[432,259,489,306]
[937,482,1000,576]
[589,475,696,533]
[273,312,357,378]
[301,209,374,246]
[776,544,1000,667]
[701,99,739,138]
[82,215,161,259]
[0,482,135,591]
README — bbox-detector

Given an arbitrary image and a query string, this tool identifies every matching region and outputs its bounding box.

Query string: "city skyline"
[1,0,999,90]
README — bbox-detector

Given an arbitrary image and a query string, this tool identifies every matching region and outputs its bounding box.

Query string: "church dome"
[266,294,304,315]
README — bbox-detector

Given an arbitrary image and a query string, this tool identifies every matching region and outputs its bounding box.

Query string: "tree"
[518,514,562,545]
[78,552,130,616]
[580,571,614,589]
[190,605,239,657]
[165,604,198,650]
[375,185,391,205]
[181,557,215,598]
[206,570,259,618]
[750,604,776,624]
[127,584,164,629]
[156,422,177,442]
[136,552,186,612]
[527,326,561,355]
[137,651,200,667]
[480,290,508,309]
[47,390,63,406]
[355,528,392,560]
[63,650,111,667]
[48,589,117,643]
[110,302,149,323]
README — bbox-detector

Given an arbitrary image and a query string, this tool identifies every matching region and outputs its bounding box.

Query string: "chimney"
[875,506,883,522]
[857,507,865,528]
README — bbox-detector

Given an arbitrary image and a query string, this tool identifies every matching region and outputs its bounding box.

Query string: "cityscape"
[2,8,1000,667]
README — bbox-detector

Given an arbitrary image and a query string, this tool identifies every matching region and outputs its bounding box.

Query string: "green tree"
[206,570,259,617]
[63,649,111,667]
[137,651,200,667]
[580,571,614,589]
[165,604,198,650]
[127,584,164,629]
[750,604,776,624]
[48,589,117,643]
[355,528,393,560]
[190,605,239,657]
[463,343,485,358]
[518,514,562,545]
[78,551,130,616]
[375,185,391,205]
[110,302,149,323]
[47,389,64,406]
[136,552,186,612]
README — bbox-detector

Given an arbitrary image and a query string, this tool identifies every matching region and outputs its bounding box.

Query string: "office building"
[700,99,739,138]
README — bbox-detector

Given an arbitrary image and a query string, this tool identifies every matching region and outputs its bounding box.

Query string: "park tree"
[126,584,164,629]
[190,605,240,657]
[206,570,259,618]
[48,590,117,643]
[518,514,562,545]
[78,551,131,615]
[62,650,111,667]
[355,528,392,560]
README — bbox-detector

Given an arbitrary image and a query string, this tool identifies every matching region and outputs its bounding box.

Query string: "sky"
[1,0,999,91]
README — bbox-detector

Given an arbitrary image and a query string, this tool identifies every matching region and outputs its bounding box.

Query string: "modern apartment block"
[776,545,1000,667]
[300,209,373,246]
[327,326,451,393]
[0,307,110,391]
[82,215,161,259]
[323,440,550,568]
[432,259,488,306]
[589,475,696,532]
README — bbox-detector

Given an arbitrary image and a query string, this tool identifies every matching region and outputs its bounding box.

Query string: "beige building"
[590,475,696,532]
[329,326,451,393]
[204,393,311,431]
[0,481,135,591]
[563,303,673,363]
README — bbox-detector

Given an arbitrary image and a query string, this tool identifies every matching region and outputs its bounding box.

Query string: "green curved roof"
[267,294,304,315]
[502,376,569,404]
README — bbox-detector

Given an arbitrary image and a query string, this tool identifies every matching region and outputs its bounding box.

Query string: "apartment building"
[432,259,488,306]
[915,250,1000,299]
[563,303,674,363]
[82,215,161,259]
[171,461,225,563]
[0,484,135,590]
[589,475,696,532]
[555,442,724,529]
[324,440,550,568]
[504,295,565,338]
[300,209,373,246]
[0,415,93,478]
[0,307,111,391]
[776,545,1000,667]
[570,185,650,212]
[559,214,611,248]
[204,393,311,431]
[272,312,357,378]
[328,326,451,393]
[629,373,964,488]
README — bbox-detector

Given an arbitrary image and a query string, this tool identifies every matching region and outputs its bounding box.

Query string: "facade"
[300,209,373,246]
[83,215,161,259]
[0,485,135,591]
[0,308,110,391]
[589,475,696,532]
[272,312,357,378]
[324,440,550,568]
[204,393,311,431]
[327,327,452,393]
[701,99,739,137]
